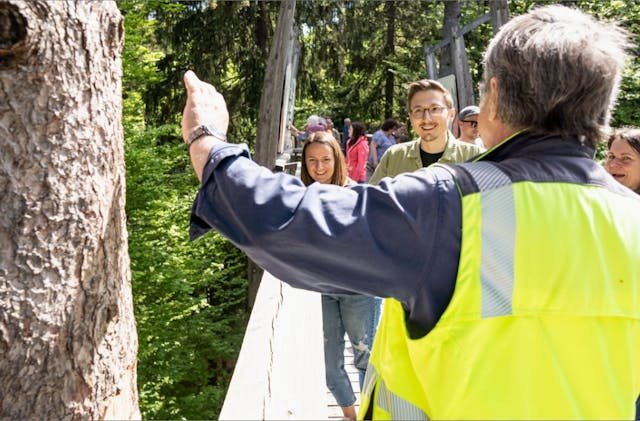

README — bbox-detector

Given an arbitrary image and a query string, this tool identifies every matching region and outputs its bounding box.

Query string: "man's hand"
[182,71,230,181]
[181,70,229,144]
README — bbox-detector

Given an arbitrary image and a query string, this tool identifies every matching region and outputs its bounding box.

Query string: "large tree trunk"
[0,1,139,419]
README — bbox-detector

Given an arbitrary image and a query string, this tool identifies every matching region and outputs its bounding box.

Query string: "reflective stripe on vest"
[362,362,429,420]
[361,162,518,420]
[465,162,516,318]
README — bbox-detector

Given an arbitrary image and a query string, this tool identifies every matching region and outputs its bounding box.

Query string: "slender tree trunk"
[255,1,269,57]
[439,0,460,77]
[250,0,296,307]
[490,0,511,34]
[0,1,139,419]
[384,1,396,118]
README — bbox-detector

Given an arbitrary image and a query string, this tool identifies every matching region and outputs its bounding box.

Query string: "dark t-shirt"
[420,149,445,167]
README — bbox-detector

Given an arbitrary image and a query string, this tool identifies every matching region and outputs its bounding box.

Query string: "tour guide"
[180,5,640,420]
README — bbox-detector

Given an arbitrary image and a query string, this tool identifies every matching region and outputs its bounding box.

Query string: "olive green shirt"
[369,133,484,184]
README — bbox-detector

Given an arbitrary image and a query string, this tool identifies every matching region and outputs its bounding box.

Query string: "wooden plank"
[274,162,298,175]
[457,12,491,38]
[424,50,437,80]
[220,272,327,420]
[278,27,299,154]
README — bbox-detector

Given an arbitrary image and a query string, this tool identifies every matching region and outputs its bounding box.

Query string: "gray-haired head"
[479,5,633,147]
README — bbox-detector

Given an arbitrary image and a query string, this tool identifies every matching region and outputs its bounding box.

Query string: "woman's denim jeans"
[322,293,377,408]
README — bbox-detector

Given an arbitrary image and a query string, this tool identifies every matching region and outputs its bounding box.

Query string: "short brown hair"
[406,79,455,112]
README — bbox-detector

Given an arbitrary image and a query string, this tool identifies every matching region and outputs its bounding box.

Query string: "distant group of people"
[181,3,639,420]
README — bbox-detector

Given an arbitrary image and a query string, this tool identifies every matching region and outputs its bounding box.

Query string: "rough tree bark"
[0,1,139,419]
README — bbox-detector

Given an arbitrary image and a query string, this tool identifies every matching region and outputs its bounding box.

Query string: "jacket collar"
[474,130,597,162]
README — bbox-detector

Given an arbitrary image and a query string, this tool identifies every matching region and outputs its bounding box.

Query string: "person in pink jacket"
[345,121,369,182]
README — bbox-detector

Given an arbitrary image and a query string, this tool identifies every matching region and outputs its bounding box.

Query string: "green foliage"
[125,124,248,420]
[293,0,447,130]
[120,0,167,135]
[141,0,278,152]
[121,2,251,416]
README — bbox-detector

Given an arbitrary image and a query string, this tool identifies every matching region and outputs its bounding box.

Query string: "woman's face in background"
[305,142,335,184]
[606,137,640,192]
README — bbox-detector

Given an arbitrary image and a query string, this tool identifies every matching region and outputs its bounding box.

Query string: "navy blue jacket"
[190,131,632,337]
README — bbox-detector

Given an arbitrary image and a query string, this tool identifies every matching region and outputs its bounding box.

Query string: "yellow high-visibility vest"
[360,161,640,420]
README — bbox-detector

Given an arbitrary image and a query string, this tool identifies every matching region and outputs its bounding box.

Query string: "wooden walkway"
[219,259,367,420]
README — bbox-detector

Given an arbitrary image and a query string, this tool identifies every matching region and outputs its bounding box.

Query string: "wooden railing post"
[220,272,326,420]
[424,45,438,80]
[450,26,474,109]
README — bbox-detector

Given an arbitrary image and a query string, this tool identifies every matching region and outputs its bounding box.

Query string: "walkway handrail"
[219,271,327,420]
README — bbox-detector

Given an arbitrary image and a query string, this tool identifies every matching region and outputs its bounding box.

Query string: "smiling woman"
[605,127,640,194]
[299,131,377,420]
[301,131,346,186]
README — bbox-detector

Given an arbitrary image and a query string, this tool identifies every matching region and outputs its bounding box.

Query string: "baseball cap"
[459,105,480,120]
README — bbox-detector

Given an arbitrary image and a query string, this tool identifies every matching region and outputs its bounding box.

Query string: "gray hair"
[480,5,633,147]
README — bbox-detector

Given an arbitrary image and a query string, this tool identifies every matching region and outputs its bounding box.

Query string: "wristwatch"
[186,125,227,149]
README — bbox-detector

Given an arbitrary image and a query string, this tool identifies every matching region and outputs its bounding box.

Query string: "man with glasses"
[368,80,483,185]
[457,105,484,147]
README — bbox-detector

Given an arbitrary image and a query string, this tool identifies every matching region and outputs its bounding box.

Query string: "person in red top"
[345,121,369,182]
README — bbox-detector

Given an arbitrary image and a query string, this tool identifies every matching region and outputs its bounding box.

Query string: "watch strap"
[186,125,227,149]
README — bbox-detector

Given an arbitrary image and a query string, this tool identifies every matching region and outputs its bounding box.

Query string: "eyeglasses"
[410,106,448,119]
[461,120,478,128]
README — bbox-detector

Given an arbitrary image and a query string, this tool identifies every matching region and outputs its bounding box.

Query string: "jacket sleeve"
[190,142,462,329]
